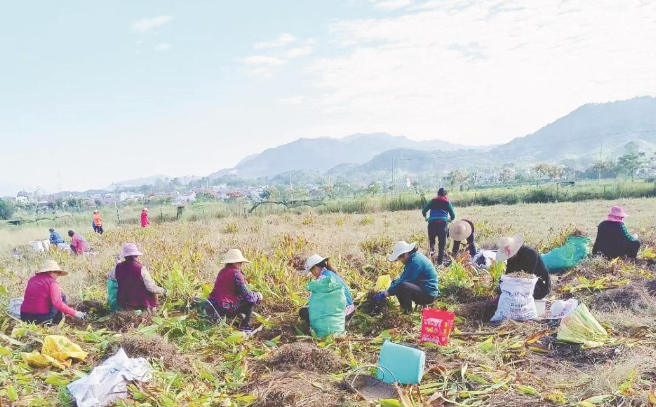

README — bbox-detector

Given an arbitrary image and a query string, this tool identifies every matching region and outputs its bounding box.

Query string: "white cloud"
[374,0,413,11]
[254,33,296,49]
[277,95,305,105]
[244,55,287,66]
[131,16,173,33]
[154,43,172,51]
[305,0,656,144]
[285,45,314,58]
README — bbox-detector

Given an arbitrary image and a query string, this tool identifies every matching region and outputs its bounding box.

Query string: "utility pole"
[598,130,603,183]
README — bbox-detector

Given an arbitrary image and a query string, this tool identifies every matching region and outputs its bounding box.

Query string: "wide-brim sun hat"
[222,249,250,264]
[120,243,144,258]
[305,254,328,273]
[449,220,473,242]
[495,233,524,261]
[607,205,628,219]
[388,241,418,262]
[37,259,68,276]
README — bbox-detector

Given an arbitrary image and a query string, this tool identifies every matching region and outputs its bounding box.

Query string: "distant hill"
[342,96,656,179]
[492,96,656,165]
[109,175,199,189]
[209,132,479,179]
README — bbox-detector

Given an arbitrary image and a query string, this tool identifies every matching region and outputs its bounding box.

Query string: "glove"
[163,289,170,297]
[254,292,263,304]
[74,311,86,319]
[373,291,387,301]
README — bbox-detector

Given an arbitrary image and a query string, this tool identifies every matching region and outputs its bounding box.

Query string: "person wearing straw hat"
[20,260,86,324]
[114,243,167,311]
[92,210,103,234]
[298,254,355,324]
[496,234,551,299]
[592,205,641,260]
[450,219,476,258]
[207,249,262,332]
[421,188,456,266]
[141,208,150,228]
[374,241,439,313]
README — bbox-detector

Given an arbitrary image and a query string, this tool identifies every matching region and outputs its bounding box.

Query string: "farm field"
[1,197,656,407]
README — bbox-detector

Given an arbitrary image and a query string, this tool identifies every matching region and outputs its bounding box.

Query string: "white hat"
[37,259,68,276]
[495,233,524,261]
[305,254,328,273]
[143,208,148,211]
[449,220,473,242]
[388,241,418,262]
[222,249,250,264]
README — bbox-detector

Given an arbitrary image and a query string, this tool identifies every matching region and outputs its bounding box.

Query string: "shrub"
[0,199,16,220]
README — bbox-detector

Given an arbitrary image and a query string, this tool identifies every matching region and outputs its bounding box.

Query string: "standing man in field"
[141,208,149,228]
[93,210,103,234]
[421,188,456,266]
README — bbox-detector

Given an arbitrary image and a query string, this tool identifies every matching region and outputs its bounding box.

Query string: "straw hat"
[222,249,250,264]
[388,241,418,262]
[120,243,144,258]
[449,220,473,242]
[495,233,524,261]
[305,254,328,273]
[93,210,99,213]
[37,259,68,276]
[143,208,148,211]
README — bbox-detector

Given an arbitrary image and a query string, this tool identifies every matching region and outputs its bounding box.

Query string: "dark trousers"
[94,226,104,234]
[299,307,354,323]
[428,221,448,264]
[207,299,254,327]
[627,240,641,259]
[453,234,476,258]
[388,282,436,313]
[20,294,67,324]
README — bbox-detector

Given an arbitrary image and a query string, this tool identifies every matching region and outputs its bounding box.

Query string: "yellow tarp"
[21,335,88,369]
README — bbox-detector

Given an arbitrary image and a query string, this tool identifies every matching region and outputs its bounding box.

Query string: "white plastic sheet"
[8,297,23,318]
[67,348,152,407]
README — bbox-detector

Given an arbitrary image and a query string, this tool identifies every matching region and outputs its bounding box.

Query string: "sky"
[1,0,656,195]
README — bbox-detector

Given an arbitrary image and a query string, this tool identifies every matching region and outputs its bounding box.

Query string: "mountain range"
[113,96,656,188]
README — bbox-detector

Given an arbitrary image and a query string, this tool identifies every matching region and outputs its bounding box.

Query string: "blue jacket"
[49,231,65,245]
[320,269,353,307]
[388,252,439,297]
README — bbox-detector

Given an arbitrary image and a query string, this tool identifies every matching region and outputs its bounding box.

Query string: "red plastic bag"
[420,309,455,346]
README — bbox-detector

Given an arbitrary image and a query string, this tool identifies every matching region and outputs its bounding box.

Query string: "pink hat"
[120,243,144,258]
[607,206,628,222]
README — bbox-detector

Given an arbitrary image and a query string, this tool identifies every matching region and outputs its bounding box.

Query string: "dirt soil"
[265,342,345,373]
[539,335,621,367]
[115,334,193,373]
[104,311,155,332]
[252,370,352,407]
[591,283,652,312]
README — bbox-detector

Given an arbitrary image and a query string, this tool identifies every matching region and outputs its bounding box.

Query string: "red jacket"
[21,273,76,316]
[116,260,158,310]
[141,211,149,227]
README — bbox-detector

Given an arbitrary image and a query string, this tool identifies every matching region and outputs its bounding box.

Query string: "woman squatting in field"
[207,249,262,332]
[374,241,439,313]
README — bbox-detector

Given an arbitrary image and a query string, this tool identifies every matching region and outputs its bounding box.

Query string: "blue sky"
[2,0,656,195]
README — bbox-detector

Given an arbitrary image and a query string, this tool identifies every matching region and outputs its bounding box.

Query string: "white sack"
[491,275,539,322]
